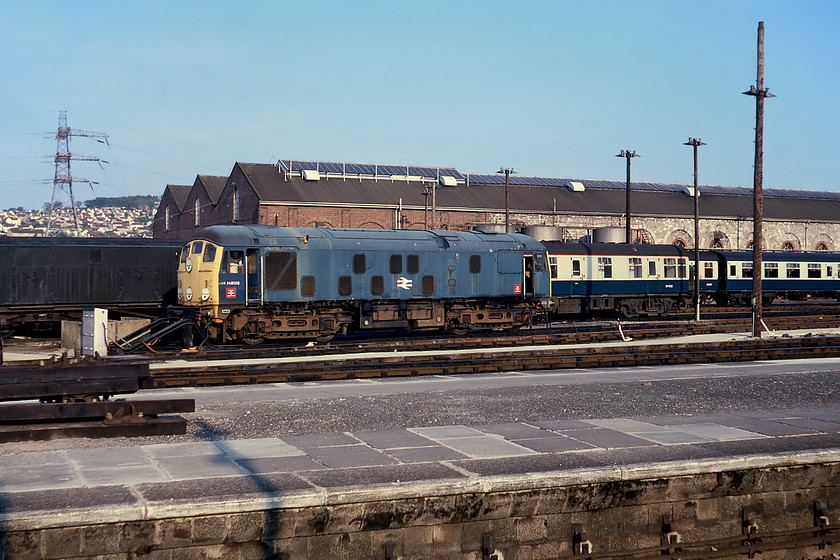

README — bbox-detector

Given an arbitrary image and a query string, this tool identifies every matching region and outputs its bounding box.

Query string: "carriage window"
[191,242,204,255]
[828,265,833,277]
[338,275,352,296]
[407,254,419,274]
[808,264,821,278]
[469,255,481,274]
[389,255,402,274]
[549,257,558,279]
[598,257,612,279]
[741,263,753,278]
[730,264,737,277]
[203,245,217,262]
[265,251,296,290]
[764,262,779,278]
[649,261,656,276]
[678,259,687,278]
[572,260,581,277]
[664,258,677,278]
[300,275,316,297]
[353,254,366,274]
[371,275,384,296]
[786,263,800,278]
[629,258,642,279]
[421,275,435,295]
[703,262,715,278]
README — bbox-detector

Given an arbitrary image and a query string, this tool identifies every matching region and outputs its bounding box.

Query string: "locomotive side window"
[353,254,366,274]
[469,255,481,274]
[664,258,677,278]
[421,275,435,296]
[629,258,642,279]
[265,251,297,290]
[301,275,316,297]
[764,263,779,278]
[407,255,419,274]
[572,260,581,277]
[371,275,384,296]
[808,263,821,278]
[203,245,217,262]
[389,255,402,274]
[338,276,352,296]
[598,257,612,279]
[786,263,800,278]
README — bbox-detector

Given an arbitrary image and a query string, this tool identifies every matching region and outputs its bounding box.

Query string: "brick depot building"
[153,159,840,252]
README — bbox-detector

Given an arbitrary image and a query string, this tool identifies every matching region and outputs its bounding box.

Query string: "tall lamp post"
[684,138,705,322]
[497,167,516,232]
[615,150,639,244]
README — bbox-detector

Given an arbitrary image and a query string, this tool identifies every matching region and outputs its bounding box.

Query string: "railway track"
[146,333,840,388]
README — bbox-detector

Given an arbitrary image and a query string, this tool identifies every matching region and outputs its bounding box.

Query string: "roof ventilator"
[681,186,699,197]
[439,175,457,187]
[567,181,585,192]
[302,169,321,181]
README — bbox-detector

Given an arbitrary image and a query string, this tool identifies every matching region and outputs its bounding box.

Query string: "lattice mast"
[46,111,108,236]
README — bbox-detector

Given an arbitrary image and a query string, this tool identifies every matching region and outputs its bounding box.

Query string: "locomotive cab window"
[353,254,366,274]
[533,253,546,272]
[469,255,481,274]
[202,245,217,263]
[191,242,203,255]
[224,251,244,273]
[180,246,190,263]
[389,255,402,274]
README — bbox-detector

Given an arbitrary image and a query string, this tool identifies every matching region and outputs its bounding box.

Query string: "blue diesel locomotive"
[177,226,550,342]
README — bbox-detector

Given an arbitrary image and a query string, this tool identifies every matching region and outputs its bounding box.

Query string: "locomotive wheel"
[315,333,335,343]
[240,335,265,345]
[450,326,469,336]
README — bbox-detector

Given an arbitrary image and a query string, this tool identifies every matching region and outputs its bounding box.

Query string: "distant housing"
[154,158,840,252]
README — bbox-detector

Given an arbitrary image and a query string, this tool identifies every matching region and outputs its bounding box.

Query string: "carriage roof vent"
[567,181,585,192]
[302,169,321,181]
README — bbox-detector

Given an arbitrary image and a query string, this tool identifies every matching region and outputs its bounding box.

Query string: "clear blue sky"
[2,0,838,210]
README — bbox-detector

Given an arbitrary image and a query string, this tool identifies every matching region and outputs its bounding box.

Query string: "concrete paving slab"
[512,436,598,453]
[529,419,597,431]
[0,463,82,492]
[0,450,69,468]
[584,419,674,433]
[351,428,438,449]
[777,417,840,432]
[137,473,314,504]
[80,465,170,486]
[214,438,306,459]
[235,455,328,474]
[301,463,466,489]
[474,422,549,439]
[144,441,222,458]
[430,435,538,459]
[719,419,819,437]
[67,446,153,468]
[0,485,141,517]
[561,428,654,449]
[631,430,715,445]
[154,454,247,480]
[303,444,400,468]
[383,445,469,463]
[282,432,360,449]
[409,425,486,439]
[664,423,766,442]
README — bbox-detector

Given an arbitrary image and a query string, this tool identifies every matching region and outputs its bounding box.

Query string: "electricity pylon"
[46,111,109,236]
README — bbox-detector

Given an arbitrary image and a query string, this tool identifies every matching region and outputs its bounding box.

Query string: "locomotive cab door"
[246,249,261,305]
[523,255,535,297]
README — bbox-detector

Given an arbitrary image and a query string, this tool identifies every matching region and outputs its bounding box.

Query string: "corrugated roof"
[235,162,840,222]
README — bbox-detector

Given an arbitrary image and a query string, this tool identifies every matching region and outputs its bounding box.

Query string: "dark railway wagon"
[0,237,183,329]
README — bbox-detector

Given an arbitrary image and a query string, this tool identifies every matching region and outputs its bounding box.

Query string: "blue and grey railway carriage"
[543,242,691,317]
[178,226,550,343]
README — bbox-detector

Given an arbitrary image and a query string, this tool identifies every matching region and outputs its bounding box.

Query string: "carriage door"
[246,249,261,304]
[523,255,535,297]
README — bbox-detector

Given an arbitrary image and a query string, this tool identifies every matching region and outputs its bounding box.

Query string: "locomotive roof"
[234,162,840,223]
[540,241,691,258]
[193,225,546,251]
[0,237,184,247]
